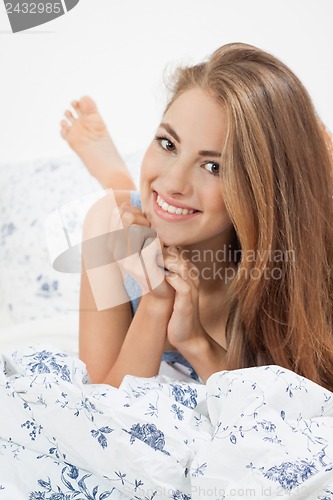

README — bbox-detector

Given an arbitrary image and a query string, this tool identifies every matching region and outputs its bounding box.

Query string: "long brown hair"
[166,43,333,390]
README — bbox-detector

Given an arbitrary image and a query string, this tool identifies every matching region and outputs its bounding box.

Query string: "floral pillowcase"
[0,155,104,325]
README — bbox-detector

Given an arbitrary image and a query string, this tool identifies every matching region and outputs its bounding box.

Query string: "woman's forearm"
[102,295,173,388]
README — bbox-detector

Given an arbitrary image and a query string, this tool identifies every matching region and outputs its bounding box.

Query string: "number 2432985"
[5,3,62,14]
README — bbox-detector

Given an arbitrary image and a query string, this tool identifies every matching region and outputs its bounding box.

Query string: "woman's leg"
[61,96,136,190]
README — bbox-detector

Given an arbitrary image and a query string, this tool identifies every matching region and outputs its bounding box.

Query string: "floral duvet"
[0,346,332,500]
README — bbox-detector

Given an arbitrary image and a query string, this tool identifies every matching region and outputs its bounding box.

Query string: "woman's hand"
[117,203,175,303]
[162,246,207,348]
[163,246,229,382]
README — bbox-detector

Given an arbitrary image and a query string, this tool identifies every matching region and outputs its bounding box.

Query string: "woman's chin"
[154,229,188,248]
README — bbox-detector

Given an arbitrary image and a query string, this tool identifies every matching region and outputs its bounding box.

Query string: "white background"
[0,0,332,164]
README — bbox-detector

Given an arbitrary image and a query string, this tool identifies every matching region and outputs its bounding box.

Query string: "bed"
[0,155,332,499]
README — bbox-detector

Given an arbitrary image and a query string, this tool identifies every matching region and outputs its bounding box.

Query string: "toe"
[60,120,71,135]
[65,110,75,123]
[80,95,98,115]
[71,100,82,116]
[60,120,70,137]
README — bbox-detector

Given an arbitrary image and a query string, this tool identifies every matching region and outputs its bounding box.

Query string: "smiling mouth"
[155,193,200,215]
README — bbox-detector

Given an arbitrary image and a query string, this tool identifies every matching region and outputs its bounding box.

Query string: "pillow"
[0,154,104,325]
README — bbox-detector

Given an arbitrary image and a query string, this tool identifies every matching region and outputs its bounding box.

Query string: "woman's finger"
[162,247,200,286]
[119,207,151,229]
[139,237,165,292]
[121,211,151,228]
[119,204,150,221]
[165,273,194,302]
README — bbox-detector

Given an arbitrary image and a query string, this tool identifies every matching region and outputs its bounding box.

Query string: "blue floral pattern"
[263,459,318,490]
[30,464,115,499]
[171,384,198,409]
[0,347,332,499]
[125,423,170,455]
[0,155,103,324]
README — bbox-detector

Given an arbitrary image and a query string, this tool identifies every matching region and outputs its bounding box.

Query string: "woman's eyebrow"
[159,122,221,158]
[160,123,180,143]
[198,150,221,158]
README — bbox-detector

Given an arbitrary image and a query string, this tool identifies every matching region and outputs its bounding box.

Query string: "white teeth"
[156,194,195,215]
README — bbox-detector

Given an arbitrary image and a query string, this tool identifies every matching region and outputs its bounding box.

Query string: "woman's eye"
[203,162,220,176]
[155,136,176,152]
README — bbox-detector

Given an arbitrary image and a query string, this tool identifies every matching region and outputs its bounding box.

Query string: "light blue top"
[123,191,199,380]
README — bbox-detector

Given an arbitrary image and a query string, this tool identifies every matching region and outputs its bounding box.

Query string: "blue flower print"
[29,493,47,500]
[29,351,52,375]
[192,462,207,477]
[126,423,170,455]
[21,420,43,441]
[1,222,16,244]
[65,463,79,480]
[264,459,318,491]
[229,434,237,444]
[171,491,191,500]
[318,489,333,500]
[90,426,114,449]
[258,420,276,433]
[36,275,60,299]
[30,464,114,499]
[171,384,198,409]
[171,404,184,421]
[23,350,71,383]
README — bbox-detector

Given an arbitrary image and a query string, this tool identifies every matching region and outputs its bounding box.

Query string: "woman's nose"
[162,158,192,196]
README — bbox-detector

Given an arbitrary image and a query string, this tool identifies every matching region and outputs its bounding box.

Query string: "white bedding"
[0,345,332,499]
[0,315,79,354]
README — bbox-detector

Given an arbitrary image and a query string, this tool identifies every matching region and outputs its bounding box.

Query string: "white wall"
[0,0,332,163]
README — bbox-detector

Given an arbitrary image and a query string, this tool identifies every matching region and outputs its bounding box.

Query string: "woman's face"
[140,87,233,248]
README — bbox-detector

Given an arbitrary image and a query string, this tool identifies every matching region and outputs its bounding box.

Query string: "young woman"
[62,43,333,391]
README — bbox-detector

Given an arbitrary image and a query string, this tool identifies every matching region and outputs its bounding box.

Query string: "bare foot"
[61,96,136,190]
